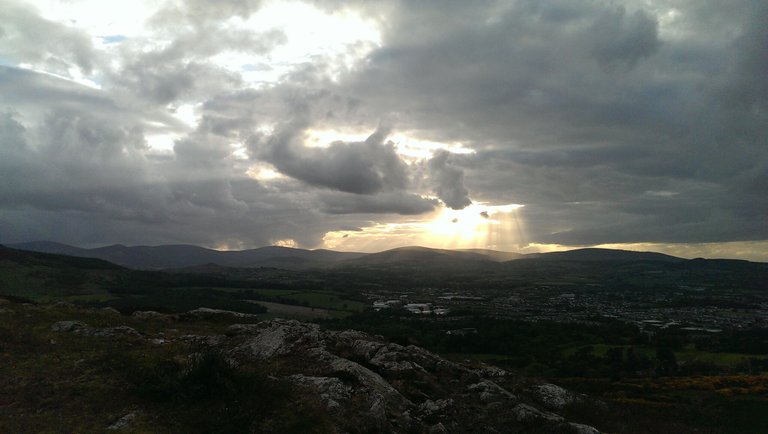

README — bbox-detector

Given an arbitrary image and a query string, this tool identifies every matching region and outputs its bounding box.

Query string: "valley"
[2,243,768,432]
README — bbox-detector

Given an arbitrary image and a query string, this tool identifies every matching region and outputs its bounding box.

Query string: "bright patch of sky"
[245,1,381,65]
[146,133,179,154]
[169,104,199,129]
[209,1,381,84]
[323,203,526,252]
[17,62,101,89]
[19,0,380,89]
[246,163,287,182]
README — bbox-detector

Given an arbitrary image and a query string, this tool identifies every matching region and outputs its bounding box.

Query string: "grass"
[173,287,366,313]
[557,376,768,434]
[285,292,366,311]
[0,297,333,433]
[563,343,768,366]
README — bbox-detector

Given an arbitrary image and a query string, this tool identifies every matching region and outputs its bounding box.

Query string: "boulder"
[51,320,87,332]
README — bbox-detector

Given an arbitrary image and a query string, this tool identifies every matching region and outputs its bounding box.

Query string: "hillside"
[9,242,365,270]
[0,298,600,433]
[524,248,684,263]
[9,242,693,271]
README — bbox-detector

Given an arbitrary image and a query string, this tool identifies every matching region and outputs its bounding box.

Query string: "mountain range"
[7,241,687,270]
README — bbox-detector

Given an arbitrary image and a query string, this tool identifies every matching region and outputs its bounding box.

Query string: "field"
[172,287,366,317]
[249,300,335,319]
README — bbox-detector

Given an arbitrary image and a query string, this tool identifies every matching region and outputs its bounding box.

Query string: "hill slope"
[523,247,684,263]
[0,298,600,433]
[10,242,365,270]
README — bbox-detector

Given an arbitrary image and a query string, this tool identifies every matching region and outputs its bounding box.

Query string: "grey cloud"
[722,2,768,110]
[115,59,243,105]
[428,150,471,210]
[1,0,766,254]
[589,7,660,68]
[0,107,170,223]
[103,0,283,107]
[327,0,767,246]
[0,67,187,133]
[251,123,411,195]
[0,2,95,75]
[150,0,264,27]
[108,27,285,105]
[319,192,438,215]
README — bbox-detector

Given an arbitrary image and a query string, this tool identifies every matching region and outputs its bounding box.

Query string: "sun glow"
[322,202,527,252]
[427,203,526,249]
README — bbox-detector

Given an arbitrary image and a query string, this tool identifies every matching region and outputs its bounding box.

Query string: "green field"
[563,343,768,366]
[172,287,366,314]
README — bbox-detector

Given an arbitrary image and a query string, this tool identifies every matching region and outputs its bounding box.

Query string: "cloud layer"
[0,0,766,260]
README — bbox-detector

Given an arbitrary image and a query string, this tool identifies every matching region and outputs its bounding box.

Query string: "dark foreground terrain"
[1,299,605,433]
[2,244,768,432]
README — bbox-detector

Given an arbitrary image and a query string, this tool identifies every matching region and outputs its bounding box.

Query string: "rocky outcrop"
[181,307,261,320]
[51,320,141,338]
[531,383,576,410]
[130,310,166,320]
[51,320,87,332]
[51,315,600,433]
[106,411,138,431]
[221,319,599,433]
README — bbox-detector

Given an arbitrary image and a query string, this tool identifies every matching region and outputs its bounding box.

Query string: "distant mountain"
[6,242,695,271]
[8,241,91,257]
[339,246,492,267]
[9,242,365,270]
[457,248,525,262]
[523,248,684,263]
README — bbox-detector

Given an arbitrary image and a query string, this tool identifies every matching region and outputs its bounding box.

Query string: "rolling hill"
[9,242,365,270]
[6,242,740,273]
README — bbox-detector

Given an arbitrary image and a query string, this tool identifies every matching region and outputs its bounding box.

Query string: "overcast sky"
[1,0,766,260]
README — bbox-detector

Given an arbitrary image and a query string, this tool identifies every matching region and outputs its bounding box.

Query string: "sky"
[0,0,766,261]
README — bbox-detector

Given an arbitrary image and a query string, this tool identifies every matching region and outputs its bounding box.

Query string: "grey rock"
[428,422,449,434]
[511,403,564,423]
[130,310,165,320]
[290,374,352,409]
[82,326,141,338]
[178,334,227,346]
[467,380,517,402]
[533,383,575,410]
[106,412,137,431]
[51,320,87,332]
[570,422,601,434]
[183,307,260,320]
[419,398,453,416]
[220,318,599,434]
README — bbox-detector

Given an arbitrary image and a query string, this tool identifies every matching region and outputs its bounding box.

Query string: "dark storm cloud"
[589,7,660,68]
[0,106,169,223]
[318,192,438,215]
[331,0,768,246]
[428,150,472,210]
[1,0,766,254]
[721,1,768,111]
[250,123,411,195]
